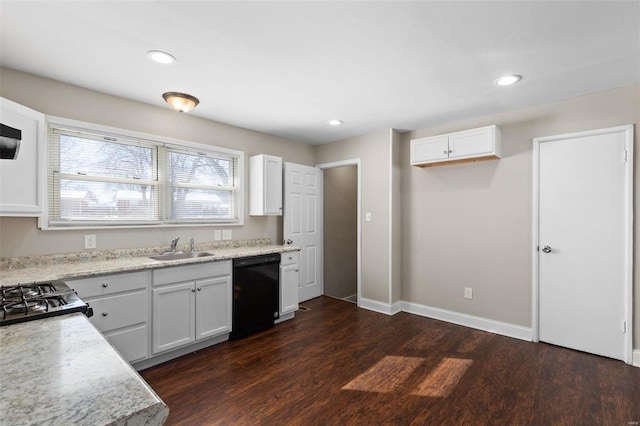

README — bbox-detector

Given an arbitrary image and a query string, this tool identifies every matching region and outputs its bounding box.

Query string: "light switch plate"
[365,212,372,222]
[84,234,96,249]
[464,287,473,300]
[214,230,222,241]
[222,230,232,240]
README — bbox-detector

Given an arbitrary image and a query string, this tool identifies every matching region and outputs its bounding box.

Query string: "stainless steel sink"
[149,252,215,261]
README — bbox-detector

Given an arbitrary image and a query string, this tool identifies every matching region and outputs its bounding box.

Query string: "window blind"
[46,124,240,227]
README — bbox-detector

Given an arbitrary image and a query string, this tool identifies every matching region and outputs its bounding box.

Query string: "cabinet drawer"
[153,260,231,286]
[90,290,147,332]
[280,251,299,266]
[105,325,148,363]
[69,271,150,298]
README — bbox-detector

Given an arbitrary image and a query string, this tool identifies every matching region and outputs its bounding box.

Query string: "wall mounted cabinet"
[0,97,46,216]
[249,154,282,215]
[410,125,501,167]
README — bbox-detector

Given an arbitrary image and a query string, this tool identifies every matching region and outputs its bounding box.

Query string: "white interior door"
[284,162,323,302]
[536,126,633,362]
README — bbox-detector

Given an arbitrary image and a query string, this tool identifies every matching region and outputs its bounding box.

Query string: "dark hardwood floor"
[141,296,640,425]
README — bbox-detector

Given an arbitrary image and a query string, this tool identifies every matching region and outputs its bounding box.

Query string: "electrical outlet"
[214,230,222,241]
[222,230,232,240]
[365,212,372,222]
[464,287,473,300]
[84,234,97,249]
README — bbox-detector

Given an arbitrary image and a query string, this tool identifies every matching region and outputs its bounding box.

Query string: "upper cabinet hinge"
[623,321,627,333]
[624,150,628,162]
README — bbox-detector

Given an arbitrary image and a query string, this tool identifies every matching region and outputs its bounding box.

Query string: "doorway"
[323,165,358,302]
[317,159,362,306]
[532,125,633,364]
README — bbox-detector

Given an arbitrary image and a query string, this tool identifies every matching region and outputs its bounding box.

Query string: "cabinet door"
[152,282,195,354]
[0,97,46,216]
[264,155,283,215]
[249,154,283,216]
[280,263,299,315]
[448,127,495,159]
[195,276,231,340]
[410,136,449,165]
[106,325,148,363]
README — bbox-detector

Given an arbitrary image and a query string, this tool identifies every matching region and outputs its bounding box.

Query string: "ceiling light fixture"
[162,92,200,113]
[328,119,343,126]
[494,75,522,86]
[147,50,176,64]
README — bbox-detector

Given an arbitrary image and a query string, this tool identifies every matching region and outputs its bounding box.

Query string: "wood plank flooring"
[140,296,640,425]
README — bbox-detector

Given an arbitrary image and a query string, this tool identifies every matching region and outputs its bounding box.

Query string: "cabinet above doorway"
[410,125,501,167]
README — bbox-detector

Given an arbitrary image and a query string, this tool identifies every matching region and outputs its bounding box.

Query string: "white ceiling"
[1,1,639,144]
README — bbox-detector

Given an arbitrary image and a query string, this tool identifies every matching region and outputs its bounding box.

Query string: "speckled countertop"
[0,239,299,286]
[0,239,299,425]
[0,313,169,426]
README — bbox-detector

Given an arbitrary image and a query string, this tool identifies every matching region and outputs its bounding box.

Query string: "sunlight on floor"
[411,358,473,397]
[342,356,472,397]
[342,355,424,393]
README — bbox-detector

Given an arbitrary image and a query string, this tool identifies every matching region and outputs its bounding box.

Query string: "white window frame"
[39,116,244,230]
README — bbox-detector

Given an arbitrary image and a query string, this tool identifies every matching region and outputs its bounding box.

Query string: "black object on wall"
[0,123,22,160]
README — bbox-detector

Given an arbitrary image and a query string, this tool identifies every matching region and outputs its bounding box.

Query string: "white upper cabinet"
[249,154,283,215]
[0,97,46,216]
[410,125,501,167]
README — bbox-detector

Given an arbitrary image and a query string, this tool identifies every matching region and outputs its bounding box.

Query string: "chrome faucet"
[189,237,195,253]
[170,237,180,253]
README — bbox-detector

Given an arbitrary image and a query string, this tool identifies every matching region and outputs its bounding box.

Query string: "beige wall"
[391,130,402,304]
[0,68,314,257]
[316,129,391,303]
[401,85,639,347]
[323,166,357,299]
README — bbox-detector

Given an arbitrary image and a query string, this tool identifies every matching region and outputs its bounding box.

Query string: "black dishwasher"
[230,254,280,340]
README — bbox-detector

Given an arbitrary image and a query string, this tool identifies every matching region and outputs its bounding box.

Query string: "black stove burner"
[0,280,92,326]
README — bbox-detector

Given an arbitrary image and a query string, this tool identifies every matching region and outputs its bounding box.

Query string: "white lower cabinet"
[152,261,231,355]
[280,252,299,315]
[68,271,150,363]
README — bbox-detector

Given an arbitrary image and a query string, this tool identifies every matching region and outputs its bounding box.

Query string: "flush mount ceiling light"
[147,50,176,65]
[328,119,343,126]
[162,92,200,113]
[494,75,522,86]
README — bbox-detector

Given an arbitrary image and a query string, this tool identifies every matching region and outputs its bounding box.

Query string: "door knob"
[283,239,293,245]
[542,246,552,253]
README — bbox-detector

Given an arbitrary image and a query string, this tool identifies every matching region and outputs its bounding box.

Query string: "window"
[45,119,243,228]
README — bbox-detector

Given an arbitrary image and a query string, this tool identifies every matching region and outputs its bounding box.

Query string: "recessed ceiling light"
[494,75,522,86]
[147,50,176,65]
[328,119,343,126]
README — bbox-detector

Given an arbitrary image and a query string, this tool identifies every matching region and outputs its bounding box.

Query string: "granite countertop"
[0,313,169,426]
[0,242,299,286]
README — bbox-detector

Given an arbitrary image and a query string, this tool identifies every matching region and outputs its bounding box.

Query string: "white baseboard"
[357,298,531,342]
[401,301,533,342]
[633,349,640,368]
[359,297,402,315]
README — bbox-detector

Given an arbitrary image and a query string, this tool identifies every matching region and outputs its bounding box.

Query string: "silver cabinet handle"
[197,287,202,291]
[542,246,552,253]
[449,150,454,153]
[443,150,448,154]
[191,288,196,292]
[102,283,108,288]
[102,312,108,317]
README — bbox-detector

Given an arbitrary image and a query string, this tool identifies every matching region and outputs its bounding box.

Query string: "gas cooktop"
[0,280,93,326]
